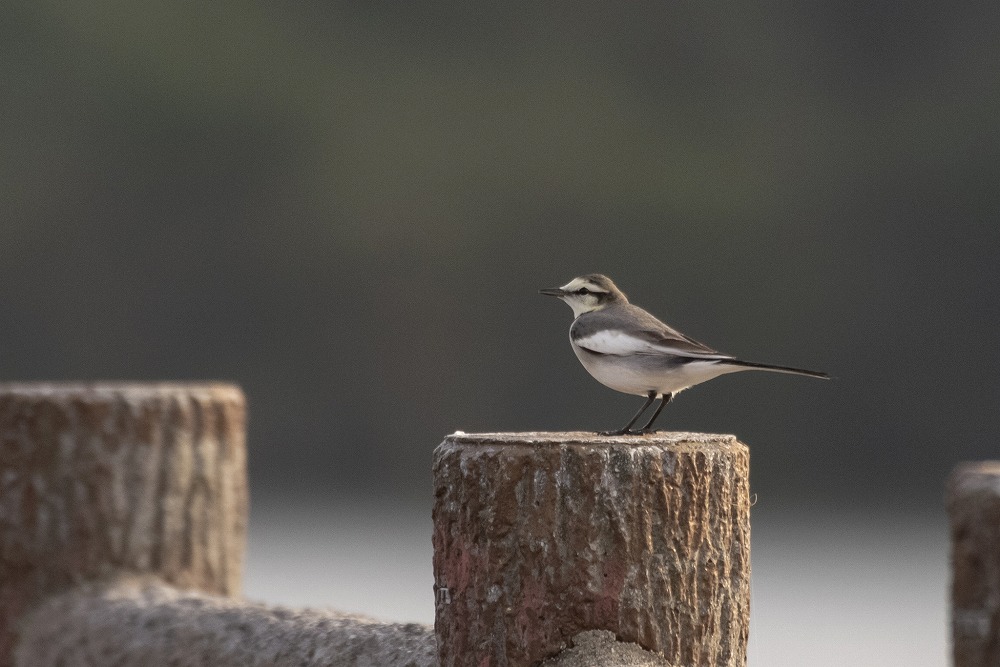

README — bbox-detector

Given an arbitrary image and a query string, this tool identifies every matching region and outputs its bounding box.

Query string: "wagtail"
[541,274,828,435]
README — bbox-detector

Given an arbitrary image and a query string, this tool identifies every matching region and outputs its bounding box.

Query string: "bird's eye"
[576,288,590,295]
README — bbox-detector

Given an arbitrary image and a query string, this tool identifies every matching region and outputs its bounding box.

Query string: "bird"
[540,274,828,435]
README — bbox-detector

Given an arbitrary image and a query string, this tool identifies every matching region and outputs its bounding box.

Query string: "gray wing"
[631,311,719,356]
[572,304,724,358]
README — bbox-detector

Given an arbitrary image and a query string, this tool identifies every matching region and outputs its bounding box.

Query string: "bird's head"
[539,274,627,317]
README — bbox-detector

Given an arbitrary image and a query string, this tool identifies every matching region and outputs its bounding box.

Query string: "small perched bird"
[540,274,828,435]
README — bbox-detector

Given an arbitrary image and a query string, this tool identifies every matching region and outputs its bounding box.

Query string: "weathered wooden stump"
[948,461,1000,667]
[16,575,437,667]
[432,431,751,667]
[0,383,247,667]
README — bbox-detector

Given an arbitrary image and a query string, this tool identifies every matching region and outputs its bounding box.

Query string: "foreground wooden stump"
[0,383,247,666]
[432,431,751,667]
[948,461,1000,667]
[16,576,437,667]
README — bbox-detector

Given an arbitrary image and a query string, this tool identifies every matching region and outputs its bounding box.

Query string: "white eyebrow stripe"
[560,278,608,293]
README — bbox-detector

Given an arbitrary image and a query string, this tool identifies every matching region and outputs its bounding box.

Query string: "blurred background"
[3,1,998,664]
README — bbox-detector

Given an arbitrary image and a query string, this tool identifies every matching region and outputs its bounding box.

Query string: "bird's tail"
[723,359,830,379]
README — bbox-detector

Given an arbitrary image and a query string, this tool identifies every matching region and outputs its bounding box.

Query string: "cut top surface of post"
[0,381,242,400]
[445,430,740,447]
[948,462,1000,502]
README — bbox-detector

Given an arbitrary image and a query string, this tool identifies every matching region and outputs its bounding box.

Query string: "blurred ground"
[245,499,948,667]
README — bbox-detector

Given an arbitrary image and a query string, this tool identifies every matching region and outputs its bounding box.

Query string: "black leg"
[638,393,673,433]
[601,391,656,436]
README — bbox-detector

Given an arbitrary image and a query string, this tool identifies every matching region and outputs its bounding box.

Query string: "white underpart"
[571,330,743,396]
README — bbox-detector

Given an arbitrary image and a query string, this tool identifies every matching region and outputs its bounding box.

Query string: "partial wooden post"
[948,461,1000,666]
[16,576,437,667]
[432,431,751,667]
[0,383,247,666]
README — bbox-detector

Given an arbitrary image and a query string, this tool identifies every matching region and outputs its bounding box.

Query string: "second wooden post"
[0,383,247,667]
[432,431,751,667]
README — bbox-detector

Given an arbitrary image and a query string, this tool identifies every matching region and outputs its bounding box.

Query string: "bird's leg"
[601,391,656,436]
[638,393,673,433]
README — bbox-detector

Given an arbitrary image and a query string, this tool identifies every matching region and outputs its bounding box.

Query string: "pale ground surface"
[245,499,948,667]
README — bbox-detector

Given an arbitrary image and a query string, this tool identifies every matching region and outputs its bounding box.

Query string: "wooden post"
[16,576,437,667]
[948,461,1000,666]
[0,383,247,666]
[432,431,751,667]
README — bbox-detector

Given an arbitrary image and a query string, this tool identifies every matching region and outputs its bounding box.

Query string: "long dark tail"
[723,359,829,379]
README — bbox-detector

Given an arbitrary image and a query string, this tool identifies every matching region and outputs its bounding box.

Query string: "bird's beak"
[539,287,565,297]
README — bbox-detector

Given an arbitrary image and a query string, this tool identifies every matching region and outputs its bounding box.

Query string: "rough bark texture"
[948,461,1000,667]
[15,576,437,667]
[0,383,247,666]
[432,431,751,667]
